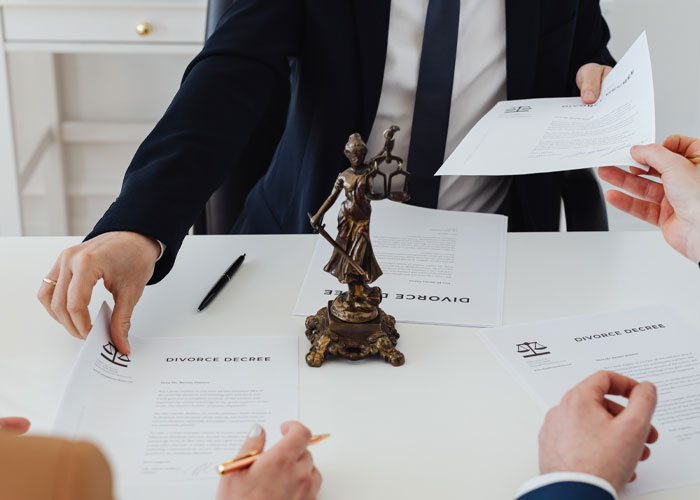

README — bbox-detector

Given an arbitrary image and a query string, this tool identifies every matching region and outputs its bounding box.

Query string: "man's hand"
[0,417,31,435]
[217,421,322,500]
[37,231,160,354]
[539,371,658,493]
[577,63,613,104]
[599,135,700,263]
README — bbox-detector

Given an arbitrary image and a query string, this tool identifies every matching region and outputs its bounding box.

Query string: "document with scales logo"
[479,306,700,497]
[54,302,298,499]
[437,32,655,176]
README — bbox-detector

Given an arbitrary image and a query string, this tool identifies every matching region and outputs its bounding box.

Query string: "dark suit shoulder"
[517,481,615,500]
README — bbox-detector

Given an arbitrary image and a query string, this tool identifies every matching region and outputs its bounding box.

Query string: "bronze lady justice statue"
[305,127,407,367]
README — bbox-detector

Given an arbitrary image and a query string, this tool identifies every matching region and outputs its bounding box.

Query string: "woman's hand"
[599,135,700,263]
[217,422,322,500]
[37,231,160,354]
[0,417,31,435]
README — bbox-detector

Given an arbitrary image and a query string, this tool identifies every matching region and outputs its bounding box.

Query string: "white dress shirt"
[160,0,509,258]
[365,0,512,213]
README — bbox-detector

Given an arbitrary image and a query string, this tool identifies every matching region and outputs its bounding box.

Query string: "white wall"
[599,0,700,230]
[605,0,700,141]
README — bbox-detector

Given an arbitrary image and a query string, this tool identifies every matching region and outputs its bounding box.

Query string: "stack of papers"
[479,306,700,497]
[294,199,507,327]
[54,303,298,499]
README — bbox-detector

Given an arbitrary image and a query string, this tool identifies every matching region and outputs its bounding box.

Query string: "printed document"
[437,32,655,176]
[54,302,298,499]
[479,306,700,497]
[294,199,507,327]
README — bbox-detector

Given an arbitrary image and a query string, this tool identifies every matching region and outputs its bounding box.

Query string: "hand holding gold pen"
[218,433,330,475]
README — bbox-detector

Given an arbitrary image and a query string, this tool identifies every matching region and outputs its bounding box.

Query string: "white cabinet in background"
[0,0,206,236]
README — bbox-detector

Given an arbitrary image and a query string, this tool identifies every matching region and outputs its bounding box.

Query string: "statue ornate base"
[305,301,405,367]
[305,127,409,368]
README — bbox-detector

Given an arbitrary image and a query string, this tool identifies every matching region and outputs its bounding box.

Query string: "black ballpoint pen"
[197,254,246,311]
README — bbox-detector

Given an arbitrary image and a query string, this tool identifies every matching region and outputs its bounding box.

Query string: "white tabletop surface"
[1,232,699,500]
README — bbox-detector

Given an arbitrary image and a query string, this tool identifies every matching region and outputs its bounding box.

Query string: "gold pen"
[218,434,331,475]
[685,154,700,164]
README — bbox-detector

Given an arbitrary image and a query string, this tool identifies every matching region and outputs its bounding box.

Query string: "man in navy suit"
[39,0,617,352]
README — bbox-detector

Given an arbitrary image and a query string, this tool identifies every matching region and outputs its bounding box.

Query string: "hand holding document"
[480,306,700,497]
[536,370,658,494]
[54,303,298,499]
[294,199,507,327]
[437,32,655,177]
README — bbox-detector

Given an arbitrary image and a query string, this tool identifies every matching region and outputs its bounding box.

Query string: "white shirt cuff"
[515,472,618,499]
[156,240,166,261]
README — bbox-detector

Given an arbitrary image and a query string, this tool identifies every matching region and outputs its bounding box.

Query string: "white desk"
[1,232,699,500]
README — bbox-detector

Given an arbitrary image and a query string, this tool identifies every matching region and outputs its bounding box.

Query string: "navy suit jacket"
[87,0,616,284]
[517,481,614,499]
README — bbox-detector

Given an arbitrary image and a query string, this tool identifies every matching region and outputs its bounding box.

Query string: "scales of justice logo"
[505,105,532,114]
[516,341,551,358]
[101,342,131,367]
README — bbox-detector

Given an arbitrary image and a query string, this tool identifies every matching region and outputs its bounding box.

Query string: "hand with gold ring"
[37,231,161,354]
[599,135,700,263]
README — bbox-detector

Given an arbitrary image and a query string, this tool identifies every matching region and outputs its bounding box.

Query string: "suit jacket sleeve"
[85,0,302,284]
[567,0,616,96]
[517,481,615,500]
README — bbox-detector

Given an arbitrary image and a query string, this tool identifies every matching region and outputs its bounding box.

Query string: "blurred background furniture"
[0,0,206,236]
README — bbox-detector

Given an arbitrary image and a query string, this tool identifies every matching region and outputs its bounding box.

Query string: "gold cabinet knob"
[136,22,153,36]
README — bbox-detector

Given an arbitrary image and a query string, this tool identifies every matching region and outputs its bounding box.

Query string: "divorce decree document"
[54,302,298,500]
[436,32,655,176]
[293,198,507,327]
[479,306,700,497]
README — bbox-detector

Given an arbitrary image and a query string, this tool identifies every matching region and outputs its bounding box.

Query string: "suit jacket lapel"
[505,0,541,99]
[352,0,391,138]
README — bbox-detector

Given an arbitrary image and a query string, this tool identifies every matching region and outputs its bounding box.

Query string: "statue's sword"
[308,213,369,281]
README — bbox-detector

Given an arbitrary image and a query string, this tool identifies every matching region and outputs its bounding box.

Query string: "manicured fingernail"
[584,91,596,101]
[247,424,262,438]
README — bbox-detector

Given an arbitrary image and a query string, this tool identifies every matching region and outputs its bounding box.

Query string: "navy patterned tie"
[407,0,460,208]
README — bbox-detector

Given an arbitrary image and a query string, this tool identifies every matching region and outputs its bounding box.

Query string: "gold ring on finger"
[43,278,58,286]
